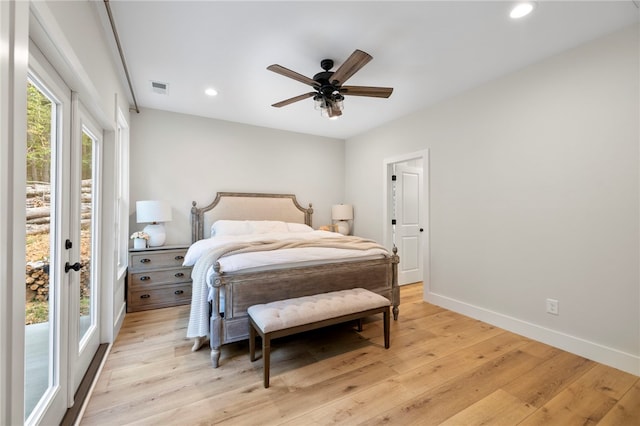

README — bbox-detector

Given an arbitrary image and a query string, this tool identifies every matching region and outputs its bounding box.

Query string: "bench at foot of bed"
[247,288,390,388]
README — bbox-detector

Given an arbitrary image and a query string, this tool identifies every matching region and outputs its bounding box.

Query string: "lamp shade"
[331,204,353,221]
[136,200,172,224]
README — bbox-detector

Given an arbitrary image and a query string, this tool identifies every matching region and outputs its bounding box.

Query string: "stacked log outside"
[25,262,49,303]
[25,180,92,305]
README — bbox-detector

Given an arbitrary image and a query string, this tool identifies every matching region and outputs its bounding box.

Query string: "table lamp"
[136,200,172,247]
[331,204,353,235]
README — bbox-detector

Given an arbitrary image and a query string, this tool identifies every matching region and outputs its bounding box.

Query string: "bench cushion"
[248,288,390,333]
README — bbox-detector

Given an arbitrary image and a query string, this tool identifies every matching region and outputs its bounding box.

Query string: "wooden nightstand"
[127,244,192,313]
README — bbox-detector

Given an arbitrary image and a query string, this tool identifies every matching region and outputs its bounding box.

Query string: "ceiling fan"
[267,49,393,119]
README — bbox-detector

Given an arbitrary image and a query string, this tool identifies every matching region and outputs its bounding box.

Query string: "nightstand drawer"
[128,283,192,312]
[130,267,192,286]
[130,250,186,271]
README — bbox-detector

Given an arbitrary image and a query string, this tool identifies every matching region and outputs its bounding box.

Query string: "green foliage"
[82,132,93,180]
[26,82,53,183]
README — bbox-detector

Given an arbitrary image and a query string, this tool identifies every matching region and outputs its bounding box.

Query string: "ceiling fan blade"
[271,92,316,108]
[267,64,318,87]
[339,86,393,98]
[330,49,373,86]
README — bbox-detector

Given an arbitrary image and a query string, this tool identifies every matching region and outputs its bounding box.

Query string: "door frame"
[1,1,30,424]
[382,150,430,294]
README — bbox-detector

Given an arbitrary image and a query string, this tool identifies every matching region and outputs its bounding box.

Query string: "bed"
[184,192,399,367]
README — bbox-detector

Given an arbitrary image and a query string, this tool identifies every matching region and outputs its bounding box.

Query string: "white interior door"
[394,164,424,285]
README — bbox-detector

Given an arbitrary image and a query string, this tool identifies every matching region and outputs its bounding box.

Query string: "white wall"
[130,108,345,244]
[346,25,640,374]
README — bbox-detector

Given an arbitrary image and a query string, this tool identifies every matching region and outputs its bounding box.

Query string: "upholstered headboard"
[190,192,313,242]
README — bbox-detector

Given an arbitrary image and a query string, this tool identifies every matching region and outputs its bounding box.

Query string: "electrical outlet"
[546,298,559,315]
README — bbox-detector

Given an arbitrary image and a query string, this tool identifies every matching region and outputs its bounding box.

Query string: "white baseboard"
[113,301,126,338]
[426,292,640,376]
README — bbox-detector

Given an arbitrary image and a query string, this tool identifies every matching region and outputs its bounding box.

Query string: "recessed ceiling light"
[205,88,218,97]
[510,2,535,19]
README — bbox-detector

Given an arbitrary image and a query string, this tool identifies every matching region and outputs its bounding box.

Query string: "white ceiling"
[105,1,638,139]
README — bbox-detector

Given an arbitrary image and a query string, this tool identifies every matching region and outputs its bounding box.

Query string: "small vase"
[133,238,146,249]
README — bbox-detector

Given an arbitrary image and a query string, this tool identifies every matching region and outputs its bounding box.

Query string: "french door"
[25,43,101,425]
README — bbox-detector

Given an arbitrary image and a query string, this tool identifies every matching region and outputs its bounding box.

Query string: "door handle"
[419,228,424,232]
[65,262,81,273]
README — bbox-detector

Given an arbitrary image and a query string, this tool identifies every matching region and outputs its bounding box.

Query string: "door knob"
[65,262,81,273]
[419,228,424,232]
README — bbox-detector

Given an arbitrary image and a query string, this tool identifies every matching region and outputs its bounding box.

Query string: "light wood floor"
[81,284,640,425]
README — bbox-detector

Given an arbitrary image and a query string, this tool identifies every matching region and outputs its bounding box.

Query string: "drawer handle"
[140,258,151,264]
[140,276,150,281]
[140,294,150,299]
[174,272,184,278]
[174,255,184,261]
[174,290,184,295]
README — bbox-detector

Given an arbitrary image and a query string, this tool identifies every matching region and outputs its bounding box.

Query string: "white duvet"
[183,230,388,273]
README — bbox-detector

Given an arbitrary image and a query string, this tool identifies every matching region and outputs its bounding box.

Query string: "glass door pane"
[78,130,95,343]
[25,79,57,420]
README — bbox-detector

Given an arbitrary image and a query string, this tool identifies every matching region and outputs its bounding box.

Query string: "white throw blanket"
[186,236,388,340]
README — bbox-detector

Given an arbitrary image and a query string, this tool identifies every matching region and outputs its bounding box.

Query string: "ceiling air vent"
[150,80,169,95]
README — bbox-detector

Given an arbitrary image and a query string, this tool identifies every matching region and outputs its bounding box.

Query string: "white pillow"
[286,222,314,233]
[249,220,288,234]
[210,220,251,237]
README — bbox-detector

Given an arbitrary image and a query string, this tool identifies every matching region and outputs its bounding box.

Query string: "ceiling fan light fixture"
[333,93,344,111]
[316,94,344,119]
[314,94,325,110]
[321,104,341,120]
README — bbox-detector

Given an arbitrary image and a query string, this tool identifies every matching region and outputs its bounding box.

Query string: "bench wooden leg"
[263,335,271,388]
[384,308,390,349]
[249,322,256,362]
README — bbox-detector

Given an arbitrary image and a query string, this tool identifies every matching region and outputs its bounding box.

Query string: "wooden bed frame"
[190,192,399,367]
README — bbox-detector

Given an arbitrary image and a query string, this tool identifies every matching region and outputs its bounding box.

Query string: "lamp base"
[143,223,166,247]
[335,220,350,235]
